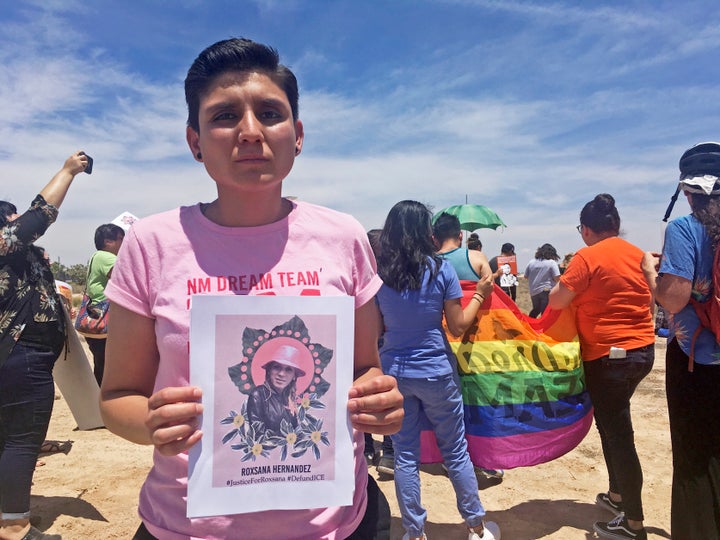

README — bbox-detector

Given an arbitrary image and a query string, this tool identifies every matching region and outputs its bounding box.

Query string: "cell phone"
[80,152,94,174]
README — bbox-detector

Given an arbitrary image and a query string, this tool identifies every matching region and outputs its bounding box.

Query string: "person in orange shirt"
[549,193,654,540]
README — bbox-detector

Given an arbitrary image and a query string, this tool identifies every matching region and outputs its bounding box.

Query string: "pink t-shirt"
[105,200,382,540]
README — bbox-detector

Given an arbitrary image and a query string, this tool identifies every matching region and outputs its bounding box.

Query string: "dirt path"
[33,337,671,539]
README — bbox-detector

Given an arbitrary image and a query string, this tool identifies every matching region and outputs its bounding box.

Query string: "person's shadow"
[388,495,672,539]
[379,463,672,538]
[473,499,670,540]
[30,494,107,528]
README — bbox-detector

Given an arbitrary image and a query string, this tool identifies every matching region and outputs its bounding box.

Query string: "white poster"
[53,305,104,430]
[187,294,355,518]
[110,211,139,231]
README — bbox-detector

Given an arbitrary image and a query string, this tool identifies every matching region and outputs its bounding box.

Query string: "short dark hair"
[580,193,620,235]
[501,243,515,254]
[432,212,461,243]
[94,223,125,250]
[184,37,299,132]
[0,201,18,227]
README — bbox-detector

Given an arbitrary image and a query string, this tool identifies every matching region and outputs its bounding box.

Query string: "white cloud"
[1,0,717,271]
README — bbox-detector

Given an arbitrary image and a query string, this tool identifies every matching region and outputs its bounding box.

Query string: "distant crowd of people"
[1,35,718,540]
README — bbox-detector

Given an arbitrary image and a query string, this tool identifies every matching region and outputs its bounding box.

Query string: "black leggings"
[85,336,107,386]
[583,344,654,521]
[666,338,720,539]
[133,474,391,540]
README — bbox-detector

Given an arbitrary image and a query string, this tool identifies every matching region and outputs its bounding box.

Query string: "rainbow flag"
[420,282,593,469]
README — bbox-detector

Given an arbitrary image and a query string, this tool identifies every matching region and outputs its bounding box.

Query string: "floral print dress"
[0,195,64,366]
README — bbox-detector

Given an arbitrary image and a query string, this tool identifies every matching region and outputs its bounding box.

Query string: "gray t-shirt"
[524,258,560,296]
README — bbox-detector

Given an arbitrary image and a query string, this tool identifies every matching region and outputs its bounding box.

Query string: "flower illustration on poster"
[223,315,332,461]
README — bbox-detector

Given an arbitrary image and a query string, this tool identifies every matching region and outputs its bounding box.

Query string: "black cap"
[679,142,720,178]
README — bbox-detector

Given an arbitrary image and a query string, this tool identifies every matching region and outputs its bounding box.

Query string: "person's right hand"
[475,272,494,298]
[63,151,90,176]
[145,386,204,456]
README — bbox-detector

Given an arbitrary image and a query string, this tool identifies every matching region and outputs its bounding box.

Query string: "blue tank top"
[440,247,480,281]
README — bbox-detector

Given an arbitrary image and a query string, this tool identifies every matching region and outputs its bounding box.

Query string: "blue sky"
[2,0,719,268]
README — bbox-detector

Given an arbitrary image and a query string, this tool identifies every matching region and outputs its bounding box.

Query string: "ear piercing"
[196,152,202,159]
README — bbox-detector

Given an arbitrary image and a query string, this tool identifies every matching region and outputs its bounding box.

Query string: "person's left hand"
[347,373,403,435]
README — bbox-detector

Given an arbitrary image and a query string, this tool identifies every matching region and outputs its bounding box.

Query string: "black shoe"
[596,492,623,514]
[376,455,394,476]
[594,514,647,540]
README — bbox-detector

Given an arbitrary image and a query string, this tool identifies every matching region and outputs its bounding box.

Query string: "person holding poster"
[375,200,500,540]
[0,151,91,540]
[99,38,402,540]
[488,243,518,301]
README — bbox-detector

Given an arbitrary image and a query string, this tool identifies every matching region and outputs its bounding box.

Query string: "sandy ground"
[31,286,673,539]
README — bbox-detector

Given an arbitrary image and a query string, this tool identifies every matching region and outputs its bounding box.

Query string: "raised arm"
[39,151,90,208]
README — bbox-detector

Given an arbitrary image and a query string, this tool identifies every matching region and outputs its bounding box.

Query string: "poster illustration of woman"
[222,316,334,462]
[247,344,304,436]
[188,295,356,517]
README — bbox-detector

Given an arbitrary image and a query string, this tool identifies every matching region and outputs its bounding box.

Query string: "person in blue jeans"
[0,151,91,540]
[375,200,500,540]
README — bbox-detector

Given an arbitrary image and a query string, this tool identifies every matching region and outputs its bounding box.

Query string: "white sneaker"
[468,520,501,540]
[401,533,427,540]
[476,467,505,479]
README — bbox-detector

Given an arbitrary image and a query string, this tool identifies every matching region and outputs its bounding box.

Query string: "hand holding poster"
[53,281,104,430]
[187,295,355,518]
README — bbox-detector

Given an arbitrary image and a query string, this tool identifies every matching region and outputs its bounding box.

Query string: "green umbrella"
[432,204,507,232]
